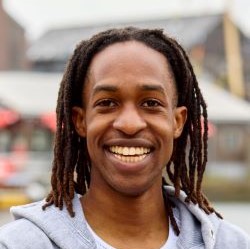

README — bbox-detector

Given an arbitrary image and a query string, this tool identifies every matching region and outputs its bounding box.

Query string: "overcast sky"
[3,0,250,40]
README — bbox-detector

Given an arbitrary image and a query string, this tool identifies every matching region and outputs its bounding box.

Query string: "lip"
[104,138,155,149]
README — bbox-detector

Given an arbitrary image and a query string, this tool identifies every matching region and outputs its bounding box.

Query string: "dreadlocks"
[42,27,222,235]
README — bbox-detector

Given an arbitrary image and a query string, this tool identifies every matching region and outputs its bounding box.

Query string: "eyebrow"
[93,85,118,95]
[140,84,165,94]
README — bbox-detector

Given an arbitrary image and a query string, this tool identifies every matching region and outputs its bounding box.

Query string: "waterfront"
[0,202,249,235]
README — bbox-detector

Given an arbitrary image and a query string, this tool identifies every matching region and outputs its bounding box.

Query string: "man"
[0,27,249,249]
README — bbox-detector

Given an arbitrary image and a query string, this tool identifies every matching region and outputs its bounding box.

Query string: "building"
[0,0,28,70]
[27,14,250,101]
[201,78,250,178]
[0,72,60,190]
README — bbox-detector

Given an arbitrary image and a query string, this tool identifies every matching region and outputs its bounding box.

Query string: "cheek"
[159,136,174,162]
[85,110,110,134]
[85,115,113,153]
[147,115,175,162]
[148,113,175,139]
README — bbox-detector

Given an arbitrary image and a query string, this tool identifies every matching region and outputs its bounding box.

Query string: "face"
[73,41,187,197]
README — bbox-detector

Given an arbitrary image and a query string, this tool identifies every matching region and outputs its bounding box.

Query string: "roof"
[0,72,60,117]
[0,72,250,123]
[28,15,222,61]
[200,78,250,123]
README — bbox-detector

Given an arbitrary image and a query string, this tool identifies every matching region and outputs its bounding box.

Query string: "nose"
[113,103,147,135]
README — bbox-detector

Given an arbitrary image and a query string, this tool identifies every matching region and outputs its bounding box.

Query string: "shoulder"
[214,219,250,249]
[0,218,56,249]
[0,196,96,249]
[164,186,250,248]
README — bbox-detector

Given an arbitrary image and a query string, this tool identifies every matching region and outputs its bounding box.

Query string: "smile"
[109,146,151,163]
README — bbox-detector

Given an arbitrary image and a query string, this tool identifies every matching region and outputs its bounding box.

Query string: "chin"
[109,180,157,198]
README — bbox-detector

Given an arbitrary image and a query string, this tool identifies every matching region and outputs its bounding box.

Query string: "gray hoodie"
[0,186,249,249]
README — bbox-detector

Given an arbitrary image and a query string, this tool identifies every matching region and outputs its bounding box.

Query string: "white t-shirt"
[86,219,178,249]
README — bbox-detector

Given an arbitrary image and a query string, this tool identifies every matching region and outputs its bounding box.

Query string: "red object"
[201,119,216,138]
[0,158,15,180]
[0,108,20,128]
[40,112,56,132]
[207,121,216,137]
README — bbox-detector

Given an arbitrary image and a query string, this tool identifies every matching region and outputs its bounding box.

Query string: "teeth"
[109,146,150,156]
[114,154,147,163]
[135,147,141,154]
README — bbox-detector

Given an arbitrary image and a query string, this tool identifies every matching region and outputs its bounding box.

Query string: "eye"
[95,99,117,108]
[142,99,162,108]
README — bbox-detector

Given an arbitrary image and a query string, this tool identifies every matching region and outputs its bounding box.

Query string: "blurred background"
[0,0,249,234]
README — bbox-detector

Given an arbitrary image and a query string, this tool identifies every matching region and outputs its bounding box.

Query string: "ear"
[72,106,86,137]
[173,106,187,138]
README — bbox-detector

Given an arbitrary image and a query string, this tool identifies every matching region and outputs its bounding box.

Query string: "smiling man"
[0,27,249,249]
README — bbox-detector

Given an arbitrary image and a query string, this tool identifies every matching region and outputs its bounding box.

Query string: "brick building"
[0,0,28,70]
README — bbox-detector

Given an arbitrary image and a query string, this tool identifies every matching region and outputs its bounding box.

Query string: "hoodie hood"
[10,194,97,249]
[164,186,220,249]
[10,186,222,249]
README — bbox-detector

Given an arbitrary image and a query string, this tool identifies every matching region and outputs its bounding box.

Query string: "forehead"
[84,41,176,101]
[88,41,173,81]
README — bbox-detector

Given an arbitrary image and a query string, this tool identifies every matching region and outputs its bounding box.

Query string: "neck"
[80,181,169,249]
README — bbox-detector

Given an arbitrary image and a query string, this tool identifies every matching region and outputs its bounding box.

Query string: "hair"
[42,27,222,235]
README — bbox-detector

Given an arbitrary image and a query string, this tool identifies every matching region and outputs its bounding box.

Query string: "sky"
[3,0,250,41]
